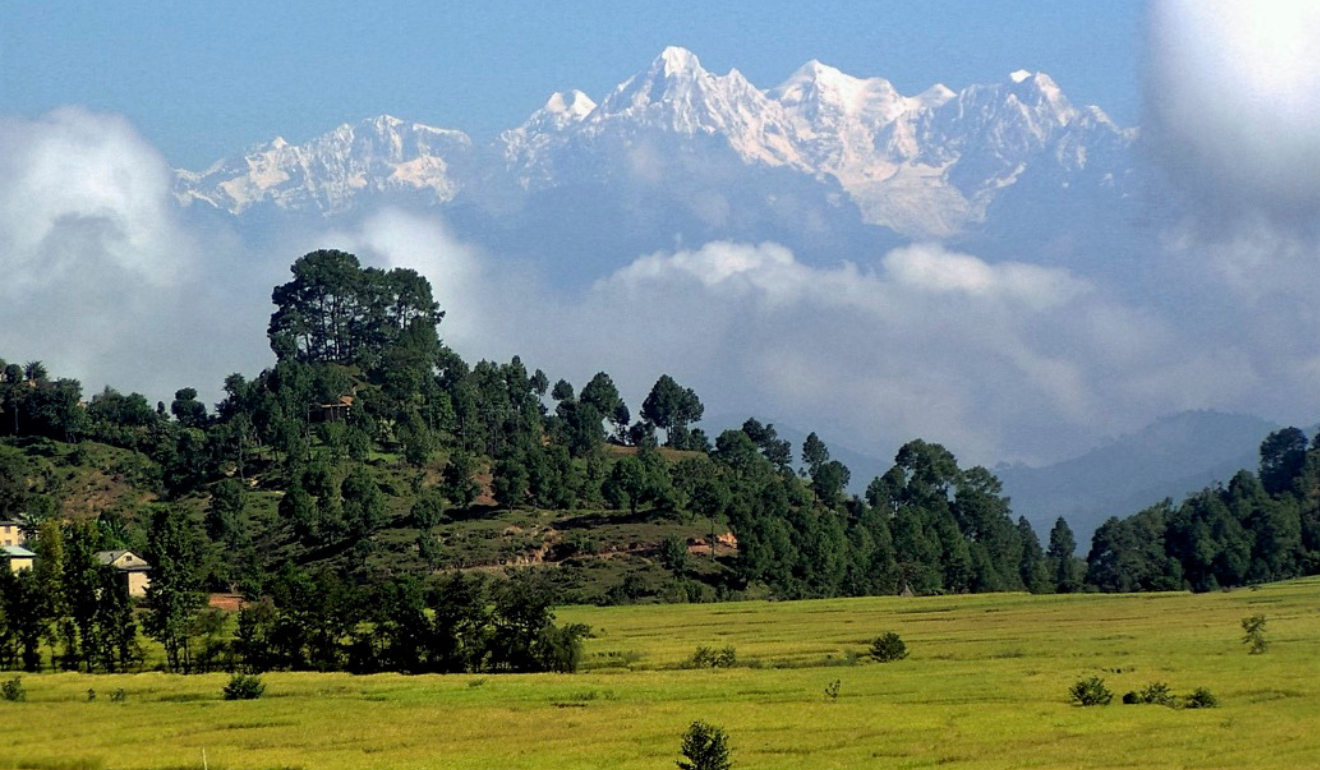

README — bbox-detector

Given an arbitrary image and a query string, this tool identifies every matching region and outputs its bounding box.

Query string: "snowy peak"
[544,89,597,119]
[656,45,702,77]
[175,46,1135,240]
[602,45,726,116]
[588,46,805,168]
[915,83,956,108]
[175,115,472,214]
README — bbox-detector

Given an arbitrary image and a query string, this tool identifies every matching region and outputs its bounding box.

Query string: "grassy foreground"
[4,578,1319,770]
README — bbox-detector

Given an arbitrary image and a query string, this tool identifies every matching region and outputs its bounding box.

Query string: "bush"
[824,679,841,701]
[677,720,732,770]
[1069,676,1113,706]
[223,673,265,701]
[1241,614,1268,654]
[869,632,908,663]
[1183,687,1218,709]
[684,645,737,669]
[1,676,24,702]
[1131,681,1176,706]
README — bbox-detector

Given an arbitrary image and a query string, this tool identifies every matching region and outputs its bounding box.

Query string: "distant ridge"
[996,410,1278,544]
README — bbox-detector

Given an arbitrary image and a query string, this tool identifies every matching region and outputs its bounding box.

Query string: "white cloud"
[0,109,276,403]
[0,108,190,293]
[1141,0,1320,431]
[1148,0,1320,221]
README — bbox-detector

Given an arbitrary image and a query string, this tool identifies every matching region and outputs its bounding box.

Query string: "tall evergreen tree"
[144,507,205,673]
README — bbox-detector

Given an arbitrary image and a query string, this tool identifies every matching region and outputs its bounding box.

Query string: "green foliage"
[642,375,704,449]
[1183,687,1219,709]
[441,451,481,509]
[1138,681,1175,706]
[1,676,24,702]
[869,632,908,663]
[824,678,841,701]
[1241,614,1268,654]
[1122,681,1215,709]
[410,490,446,529]
[340,465,385,542]
[144,506,205,673]
[223,673,266,700]
[268,250,443,370]
[683,645,737,669]
[659,535,691,576]
[1123,681,1176,706]
[677,720,732,770]
[1069,676,1113,706]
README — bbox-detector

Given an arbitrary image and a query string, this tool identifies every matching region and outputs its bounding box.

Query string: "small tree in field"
[870,632,908,662]
[677,720,732,770]
[1069,676,1113,706]
[1241,614,1268,654]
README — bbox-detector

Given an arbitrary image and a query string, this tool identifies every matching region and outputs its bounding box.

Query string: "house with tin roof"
[2,544,35,573]
[96,550,152,598]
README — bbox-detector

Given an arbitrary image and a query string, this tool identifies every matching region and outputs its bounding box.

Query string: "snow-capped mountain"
[175,46,1143,251]
[176,115,473,215]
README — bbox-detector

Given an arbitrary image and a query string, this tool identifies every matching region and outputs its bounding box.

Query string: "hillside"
[3,247,1320,672]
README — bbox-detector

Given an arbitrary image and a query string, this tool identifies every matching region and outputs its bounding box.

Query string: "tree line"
[0,506,584,675]
[1086,426,1320,592]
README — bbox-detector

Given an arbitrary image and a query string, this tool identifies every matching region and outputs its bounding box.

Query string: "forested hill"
[1,250,1319,622]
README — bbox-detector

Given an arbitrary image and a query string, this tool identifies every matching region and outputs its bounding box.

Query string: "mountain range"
[174,46,1160,284]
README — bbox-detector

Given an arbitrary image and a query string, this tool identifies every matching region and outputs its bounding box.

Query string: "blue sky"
[3,1,1145,168]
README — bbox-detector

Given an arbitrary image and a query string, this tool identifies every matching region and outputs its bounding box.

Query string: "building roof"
[96,549,128,564]
[96,550,152,571]
[2,545,36,558]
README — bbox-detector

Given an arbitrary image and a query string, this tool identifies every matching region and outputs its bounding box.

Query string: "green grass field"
[4,578,1319,769]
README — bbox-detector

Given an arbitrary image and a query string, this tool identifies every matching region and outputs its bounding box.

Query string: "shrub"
[1183,687,1218,709]
[1069,676,1113,706]
[1136,681,1176,706]
[2,676,24,702]
[869,632,908,663]
[223,674,265,701]
[677,720,732,770]
[1241,614,1268,654]
[110,688,127,702]
[685,645,737,669]
[824,679,841,701]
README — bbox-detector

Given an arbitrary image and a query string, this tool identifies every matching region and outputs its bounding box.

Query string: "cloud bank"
[1144,0,1320,426]
[1147,0,1320,227]
[339,220,1240,465]
[0,109,281,402]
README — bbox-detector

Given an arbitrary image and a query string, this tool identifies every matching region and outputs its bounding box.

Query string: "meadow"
[3,577,1319,770]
